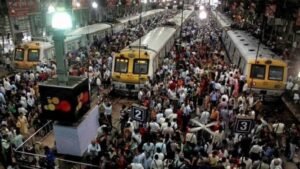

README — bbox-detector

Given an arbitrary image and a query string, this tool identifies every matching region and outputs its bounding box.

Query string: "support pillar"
[53,30,68,85]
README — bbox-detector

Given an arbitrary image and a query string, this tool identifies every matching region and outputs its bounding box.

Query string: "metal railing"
[14,120,100,169]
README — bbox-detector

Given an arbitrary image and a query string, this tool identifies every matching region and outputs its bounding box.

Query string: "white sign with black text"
[234,117,254,134]
[131,104,147,122]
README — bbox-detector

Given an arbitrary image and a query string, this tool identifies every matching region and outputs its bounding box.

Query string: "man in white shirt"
[3,78,11,93]
[132,129,142,144]
[102,102,112,125]
[128,163,144,169]
[240,156,252,169]
[138,89,144,102]
[18,106,28,115]
[97,124,108,138]
[270,156,282,169]
[20,94,27,108]
[151,154,163,169]
[154,147,165,160]
[15,73,21,83]
[272,121,285,148]
[249,143,263,160]
[162,122,174,138]
[87,140,101,159]
[292,83,299,91]
[199,109,210,125]
[27,95,35,108]
[149,120,160,133]
[164,106,173,119]
[142,141,155,157]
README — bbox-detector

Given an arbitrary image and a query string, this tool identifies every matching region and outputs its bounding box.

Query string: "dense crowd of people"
[1,8,300,169]
[89,10,300,169]
[0,10,175,169]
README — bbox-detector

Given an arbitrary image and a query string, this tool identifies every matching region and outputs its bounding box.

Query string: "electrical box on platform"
[39,77,90,123]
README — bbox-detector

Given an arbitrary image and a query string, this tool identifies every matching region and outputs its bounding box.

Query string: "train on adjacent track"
[111,10,195,94]
[13,9,166,69]
[212,11,287,99]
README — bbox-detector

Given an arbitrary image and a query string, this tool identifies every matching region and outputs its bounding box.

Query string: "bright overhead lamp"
[48,5,55,13]
[76,2,81,8]
[92,1,98,8]
[51,11,73,30]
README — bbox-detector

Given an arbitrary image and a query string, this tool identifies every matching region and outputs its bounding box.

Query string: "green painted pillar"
[53,30,68,85]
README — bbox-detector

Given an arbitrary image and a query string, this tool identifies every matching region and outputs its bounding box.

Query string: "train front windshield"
[269,66,284,81]
[27,49,40,62]
[133,59,148,74]
[250,64,265,79]
[15,48,24,61]
[114,58,128,73]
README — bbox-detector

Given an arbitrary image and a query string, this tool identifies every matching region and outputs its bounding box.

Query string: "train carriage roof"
[227,30,280,60]
[65,35,82,42]
[116,9,165,24]
[212,11,233,28]
[67,23,111,36]
[125,27,176,54]
[167,10,194,26]
[18,41,53,49]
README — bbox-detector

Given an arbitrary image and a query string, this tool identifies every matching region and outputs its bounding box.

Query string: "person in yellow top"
[209,151,219,167]
[16,113,29,136]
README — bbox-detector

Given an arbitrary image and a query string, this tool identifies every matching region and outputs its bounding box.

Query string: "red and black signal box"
[39,77,90,123]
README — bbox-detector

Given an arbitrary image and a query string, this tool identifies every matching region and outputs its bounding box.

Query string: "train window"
[15,48,24,61]
[114,58,129,73]
[133,59,149,74]
[268,66,283,81]
[250,64,265,79]
[27,49,40,62]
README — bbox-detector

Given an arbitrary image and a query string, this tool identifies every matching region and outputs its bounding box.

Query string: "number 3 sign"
[131,104,148,122]
[234,118,254,134]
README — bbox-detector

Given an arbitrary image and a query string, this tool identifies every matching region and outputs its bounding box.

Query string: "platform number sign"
[131,104,147,122]
[234,118,254,134]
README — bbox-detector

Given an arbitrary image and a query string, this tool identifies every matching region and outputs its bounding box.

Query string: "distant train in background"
[13,9,166,69]
[111,10,195,94]
[212,10,287,99]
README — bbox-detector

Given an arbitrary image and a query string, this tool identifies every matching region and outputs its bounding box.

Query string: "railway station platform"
[282,95,300,122]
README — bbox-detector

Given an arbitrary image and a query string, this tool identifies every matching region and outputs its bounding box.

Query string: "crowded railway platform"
[1,2,300,169]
